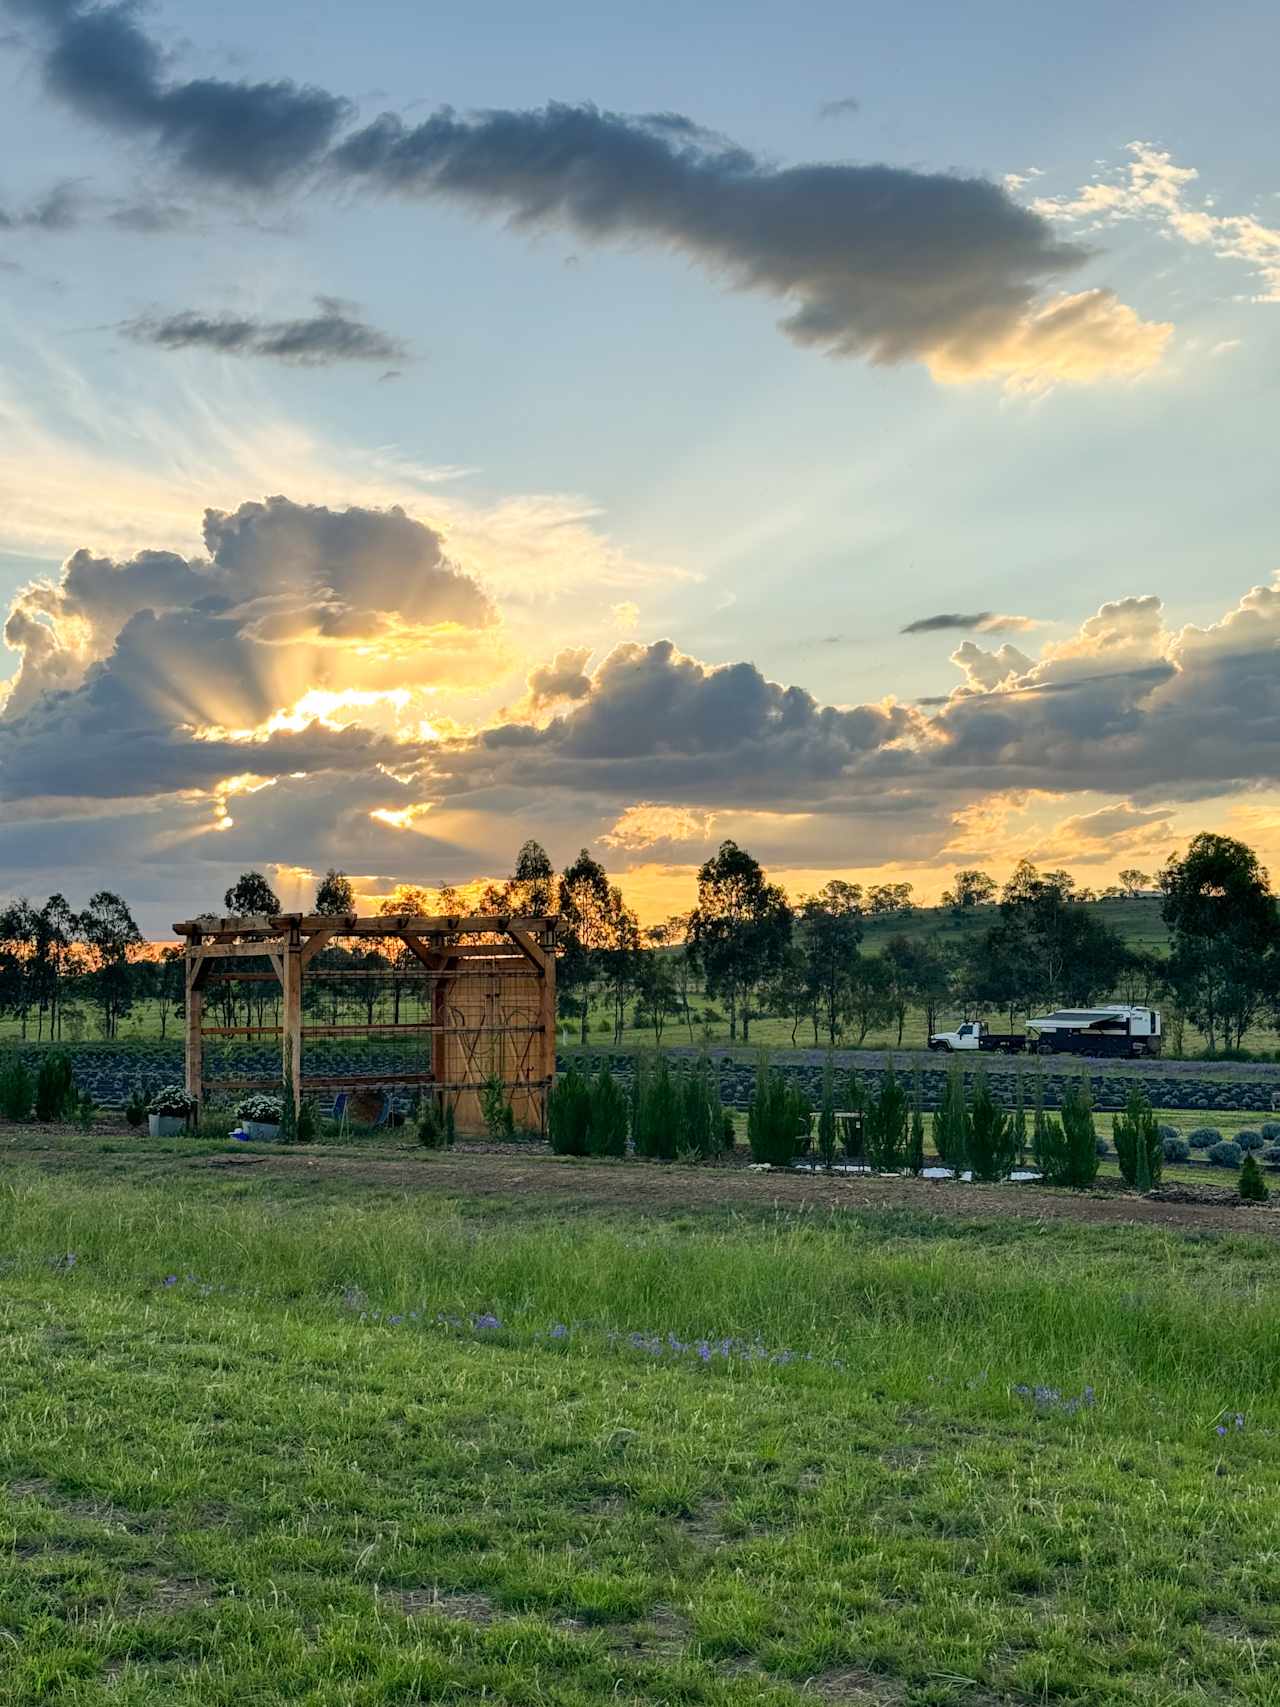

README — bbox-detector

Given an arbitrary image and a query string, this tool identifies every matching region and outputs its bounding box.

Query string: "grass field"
[2,1139,1279,1706]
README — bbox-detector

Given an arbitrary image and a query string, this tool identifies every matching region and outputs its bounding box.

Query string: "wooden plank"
[540,947,556,1133]
[397,932,449,971]
[505,923,548,972]
[300,927,341,969]
[186,941,281,962]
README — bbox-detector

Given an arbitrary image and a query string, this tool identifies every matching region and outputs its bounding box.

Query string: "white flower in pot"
[148,1084,196,1137]
[235,1093,284,1141]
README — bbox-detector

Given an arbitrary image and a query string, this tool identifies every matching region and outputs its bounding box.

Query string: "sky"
[0,0,1278,935]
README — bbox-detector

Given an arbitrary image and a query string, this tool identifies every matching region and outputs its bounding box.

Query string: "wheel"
[929,1041,951,1052]
[1037,1039,1055,1055]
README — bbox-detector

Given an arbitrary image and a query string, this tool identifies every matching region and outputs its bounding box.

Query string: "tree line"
[2,834,1277,1053]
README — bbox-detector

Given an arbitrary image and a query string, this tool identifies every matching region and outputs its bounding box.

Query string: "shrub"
[1040,1079,1099,1188]
[237,1093,283,1123]
[1011,1069,1027,1162]
[817,1056,838,1172]
[933,1063,970,1170]
[150,1084,196,1120]
[634,1056,680,1161]
[416,1095,448,1149]
[124,1079,148,1129]
[722,1108,737,1149]
[1158,1123,1179,1143]
[676,1056,724,1160]
[1264,1144,1280,1166]
[479,1072,516,1139]
[1112,1089,1162,1191]
[747,1059,810,1166]
[1235,1128,1264,1152]
[907,1070,925,1176]
[1239,1153,1269,1202]
[295,1099,319,1143]
[1261,1121,1280,1142]
[1095,1138,1110,1157]
[548,1067,592,1157]
[1188,1127,1223,1150]
[1162,1133,1191,1162]
[74,1090,95,1133]
[35,1051,76,1122]
[1207,1140,1242,1169]
[0,1059,34,1122]
[843,1072,866,1161]
[967,1076,1017,1182]
[864,1060,908,1172]
[588,1067,629,1158]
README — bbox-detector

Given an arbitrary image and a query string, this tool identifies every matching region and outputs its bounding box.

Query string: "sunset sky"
[1,0,1278,933]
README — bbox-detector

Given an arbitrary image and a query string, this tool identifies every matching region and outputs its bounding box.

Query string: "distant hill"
[858,894,1171,958]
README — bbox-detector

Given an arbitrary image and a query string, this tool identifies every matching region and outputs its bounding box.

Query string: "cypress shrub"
[587,1067,629,1157]
[934,1063,970,1170]
[907,1069,925,1176]
[1239,1154,1269,1202]
[1112,1088,1163,1191]
[634,1055,680,1160]
[1040,1077,1099,1187]
[864,1059,908,1172]
[817,1055,838,1172]
[1011,1067,1027,1163]
[548,1066,592,1156]
[675,1056,724,1160]
[0,1058,34,1122]
[967,1075,1017,1182]
[748,1059,809,1166]
[35,1051,76,1122]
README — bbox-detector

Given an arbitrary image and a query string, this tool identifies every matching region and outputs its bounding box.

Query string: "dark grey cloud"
[121,296,407,365]
[818,96,860,119]
[901,611,995,634]
[330,102,1093,369]
[8,0,350,189]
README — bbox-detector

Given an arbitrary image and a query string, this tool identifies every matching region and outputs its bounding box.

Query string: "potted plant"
[148,1084,196,1136]
[236,1093,284,1142]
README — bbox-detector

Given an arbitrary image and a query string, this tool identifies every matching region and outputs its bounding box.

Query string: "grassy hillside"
[858,894,1171,957]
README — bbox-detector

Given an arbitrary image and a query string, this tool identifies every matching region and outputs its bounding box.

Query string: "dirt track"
[204,1145,1280,1239]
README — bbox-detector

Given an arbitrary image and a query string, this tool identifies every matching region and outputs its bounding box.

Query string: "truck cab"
[929,1021,985,1051]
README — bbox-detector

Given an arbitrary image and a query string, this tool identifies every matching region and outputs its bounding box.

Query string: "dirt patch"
[608,1602,691,1661]
[389,1588,496,1623]
[800,1669,903,1703]
[127,1575,216,1613]
[210,1149,1280,1238]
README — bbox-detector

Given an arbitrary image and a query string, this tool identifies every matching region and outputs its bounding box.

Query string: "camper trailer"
[1026,1005,1161,1057]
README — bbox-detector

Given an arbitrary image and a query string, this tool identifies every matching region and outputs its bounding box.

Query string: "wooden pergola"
[173,912,558,1132]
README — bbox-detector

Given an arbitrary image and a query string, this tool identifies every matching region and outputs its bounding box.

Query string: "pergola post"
[282,919,303,1113]
[184,928,204,1113]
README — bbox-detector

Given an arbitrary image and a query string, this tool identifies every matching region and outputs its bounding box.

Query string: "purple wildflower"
[163,1275,177,1287]
[389,1315,403,1326]
[549,1324,568,1340]
[474,1313,501,1332]
[1216,1425,1228,1437]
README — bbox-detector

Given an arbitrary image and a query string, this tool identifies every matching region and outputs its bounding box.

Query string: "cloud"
[818,96,860,119]
[0,178,85,229]
[523,646,593,711]
[121,296,407,366]
[601,802,716,850]
[106,197,193,233]
[1033,141,1280,304]
[902,611,1041,635]
[1,494,500,726]
[3,4,1168,386]
[331,102,1166,386]
[9,0,351,189]
[1025,800,1175,865]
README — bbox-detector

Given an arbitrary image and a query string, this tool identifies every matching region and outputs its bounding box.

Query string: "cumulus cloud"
[0,496,501,763]
[332,103,1168,386]
[8,0,350,189]
[122,297,408,366]
[1033,141,1280,304]
[1025,800,1175,865]
[523,647,593,710]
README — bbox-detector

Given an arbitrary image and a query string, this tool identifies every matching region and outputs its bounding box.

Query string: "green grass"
[2,1164,1280,1704]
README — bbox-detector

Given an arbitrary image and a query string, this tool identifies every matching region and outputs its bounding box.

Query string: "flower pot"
[148,1114,185,1137]
[243,1120,281,1142]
